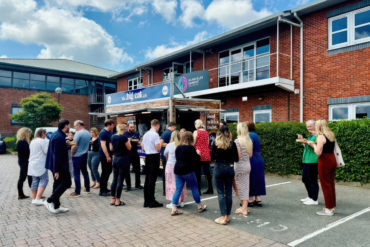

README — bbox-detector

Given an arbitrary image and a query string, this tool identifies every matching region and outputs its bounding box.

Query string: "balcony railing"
[89,93,105,104]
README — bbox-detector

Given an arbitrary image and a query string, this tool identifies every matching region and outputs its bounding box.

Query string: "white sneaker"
[166,203,173,209]
[300,197,310,202]
[56,206,69,213]
[44,201,58,214]
[316,208,334,216]
[303,198,319,205]
[32,199,45,206]
[179,202,185,208]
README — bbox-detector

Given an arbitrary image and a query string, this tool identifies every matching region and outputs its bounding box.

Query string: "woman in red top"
[193,119,213,194]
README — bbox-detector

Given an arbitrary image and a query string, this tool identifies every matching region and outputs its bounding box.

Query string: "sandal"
[171,210,183,216]
[214,217,227,225]
[115,201,126,206]
[197,204,207,213]
[254,201,263,207]
[248,201,254,207]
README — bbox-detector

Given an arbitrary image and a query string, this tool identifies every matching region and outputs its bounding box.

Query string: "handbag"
[334,141,345,168]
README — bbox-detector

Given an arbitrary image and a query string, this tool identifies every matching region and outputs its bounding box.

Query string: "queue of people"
[15,117,338,220]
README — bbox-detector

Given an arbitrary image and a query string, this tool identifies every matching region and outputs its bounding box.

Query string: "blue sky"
[0,0,312,72]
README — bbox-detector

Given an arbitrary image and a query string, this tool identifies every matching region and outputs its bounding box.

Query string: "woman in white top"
[164,131,187,208]
[28,129,49,205]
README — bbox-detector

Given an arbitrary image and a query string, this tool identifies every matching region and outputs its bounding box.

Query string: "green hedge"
[228,118,370,184]
[4,136,16,152]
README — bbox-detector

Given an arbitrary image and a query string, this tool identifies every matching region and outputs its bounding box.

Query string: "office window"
[11,105,23,125]
[253,109,271,123]
[30,74,46,90]
[75,79,89,95]
[61,78,75,93]
[46,76,60,91]
[329,6,370,49]
[220,112,239,123]
[13,72,30,89]
[128,77,142,90]
[0,69,12,87]
[104,82,116,95]
[329,103,370,120]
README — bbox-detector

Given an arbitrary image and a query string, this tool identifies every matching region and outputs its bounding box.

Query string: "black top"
[175,145,200,175]
[110,134,129,157]
[124,130,139,154]
[322,135,335,154]
[99,128,113,156]
[211,141,239,164]
[89,138,99,152]
[17,140,30,165]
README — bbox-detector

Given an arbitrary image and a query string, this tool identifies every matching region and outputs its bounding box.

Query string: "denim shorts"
[31,170,49,190]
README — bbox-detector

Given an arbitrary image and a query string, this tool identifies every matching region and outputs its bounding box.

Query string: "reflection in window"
[61,78,75,93]
[104,82,116,94]
[0,69,12,87]
[30,74,46,90]
[356,105,370,119]
[332,107,348,120]
[46,76,60,91]
[11,105,23,125]
[220,112,239,123]
[75,79,89,94]
[254,109,271,123]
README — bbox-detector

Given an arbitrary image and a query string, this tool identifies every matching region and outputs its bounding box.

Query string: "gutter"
[293,12,304,123]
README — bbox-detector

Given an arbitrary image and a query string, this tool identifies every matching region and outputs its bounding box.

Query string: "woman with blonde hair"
[164,130,187,208]
[109,123,131,206]
[307,119,337,216]
[193,119,213,194]
[234,122,253,216]
[88,127,101,189]
[16,127,33,199]
[171,131,207,216]
[211,126,239,224]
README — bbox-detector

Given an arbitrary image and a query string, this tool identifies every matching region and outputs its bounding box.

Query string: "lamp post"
[55,87,62,104]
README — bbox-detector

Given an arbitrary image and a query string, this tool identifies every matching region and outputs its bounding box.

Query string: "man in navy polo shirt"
[99,119,115,196]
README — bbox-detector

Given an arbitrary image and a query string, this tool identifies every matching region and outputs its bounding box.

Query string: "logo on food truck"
[162,85,168,96]
[121,90,148,102]
[177,76,188,93]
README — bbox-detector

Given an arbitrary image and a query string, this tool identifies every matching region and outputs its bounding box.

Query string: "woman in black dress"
[16,127,33,199]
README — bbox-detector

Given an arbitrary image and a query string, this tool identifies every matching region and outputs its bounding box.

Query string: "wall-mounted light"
[242,96,248,102]
[124,113,134,117]
[294,89,300,94]
[258,96,264,101]
[142,111,151,114]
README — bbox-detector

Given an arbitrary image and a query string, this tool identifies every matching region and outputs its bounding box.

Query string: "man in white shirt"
[141,119,162,208]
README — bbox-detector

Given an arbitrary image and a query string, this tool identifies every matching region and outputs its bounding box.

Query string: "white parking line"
[288,207,370,247]
[184,181,291,205]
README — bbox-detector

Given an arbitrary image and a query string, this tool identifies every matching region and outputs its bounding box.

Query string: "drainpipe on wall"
[277,16,280,78]
[294,12,304,123]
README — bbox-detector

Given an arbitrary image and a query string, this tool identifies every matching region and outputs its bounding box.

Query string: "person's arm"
[193,131,198,145]
[125,137,132,151]
[155,135,161,153]
[232,142,239,163]
[100,140,111,162]
[53,137,66,176]
[42,140,49,155]
[235,140,241,160]
[71,142,77,157]
[109,143,113,152]
[310,134,325,157]
[164,145,170,161]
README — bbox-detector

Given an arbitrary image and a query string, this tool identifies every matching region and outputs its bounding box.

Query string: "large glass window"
[11,105,23,125]
[61,78,75,93]
[329,102,370,120]
[253,109,272,123]
[329,6,370,49]
[219,38,270,86]
[75,79,89,94]
[104,82,116,94]
[46,76,60,91]
[30,74,46,90]
[0,69,12,87]
[128,77,142,90]
[13,72,29,89]
[220,112,239,124]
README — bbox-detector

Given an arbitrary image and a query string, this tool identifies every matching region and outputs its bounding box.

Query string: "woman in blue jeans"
[88,127,101,189]
[211,126,239,225]
[110,124,131,206]
[171,131,207,216]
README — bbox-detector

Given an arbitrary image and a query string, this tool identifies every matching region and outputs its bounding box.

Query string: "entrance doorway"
[176,110,200,132]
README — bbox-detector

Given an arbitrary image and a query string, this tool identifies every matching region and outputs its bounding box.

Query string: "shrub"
[228,118,370,184]
[4,136,17,152]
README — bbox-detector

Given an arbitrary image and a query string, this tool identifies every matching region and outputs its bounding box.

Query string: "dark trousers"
[195,161,213,193]
[47,169,72,209]
[144,154,160,204]
[17,162,32,197]
[318,154,337,209]
[100,155,112,193]
[111,156,130,199]
[72,153,90,194]
[214,162,235,216]
[126,153,141,188]
[302,163,319,201]
[161,153,166,196]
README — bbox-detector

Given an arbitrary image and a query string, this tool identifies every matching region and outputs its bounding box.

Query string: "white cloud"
[0,54,8,58]
[0,0,132,66]
[151,0,178,23]
[179,0,204,28]
[205,0,271,28]
[145,31,208,59]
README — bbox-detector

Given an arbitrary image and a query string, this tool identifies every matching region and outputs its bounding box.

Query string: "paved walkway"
[0,155,284,247]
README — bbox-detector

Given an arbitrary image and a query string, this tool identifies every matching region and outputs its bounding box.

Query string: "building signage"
[206,112,219,131]
[106,83,170,106]
[175,70,209,94]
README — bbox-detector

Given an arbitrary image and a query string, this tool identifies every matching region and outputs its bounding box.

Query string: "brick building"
[109,0,369,129]
[0,59,117,136]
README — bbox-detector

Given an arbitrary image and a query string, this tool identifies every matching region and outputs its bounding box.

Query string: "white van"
[35,127,76,139]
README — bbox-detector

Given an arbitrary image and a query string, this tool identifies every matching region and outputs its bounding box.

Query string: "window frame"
[220,111,239,123]
[128,77,143,91]
[10,105,23,125]
[329,102,370,121]
[253,109,272,123]
[328,6,370,50]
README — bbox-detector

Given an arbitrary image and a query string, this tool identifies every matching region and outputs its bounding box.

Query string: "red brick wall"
[302,0,369,120]
[117,77,128,92]
[0,88,89,136]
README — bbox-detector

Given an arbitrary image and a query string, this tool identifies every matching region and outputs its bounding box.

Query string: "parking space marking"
[184,181,291,205]
[287,207,370,246]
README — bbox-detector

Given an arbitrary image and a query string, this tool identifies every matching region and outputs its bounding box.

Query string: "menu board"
[206,112,219,131]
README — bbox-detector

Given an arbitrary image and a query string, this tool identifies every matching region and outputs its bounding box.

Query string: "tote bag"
[334,141,345,168]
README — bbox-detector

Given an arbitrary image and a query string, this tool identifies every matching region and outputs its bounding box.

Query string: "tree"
[11,92,63,131]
